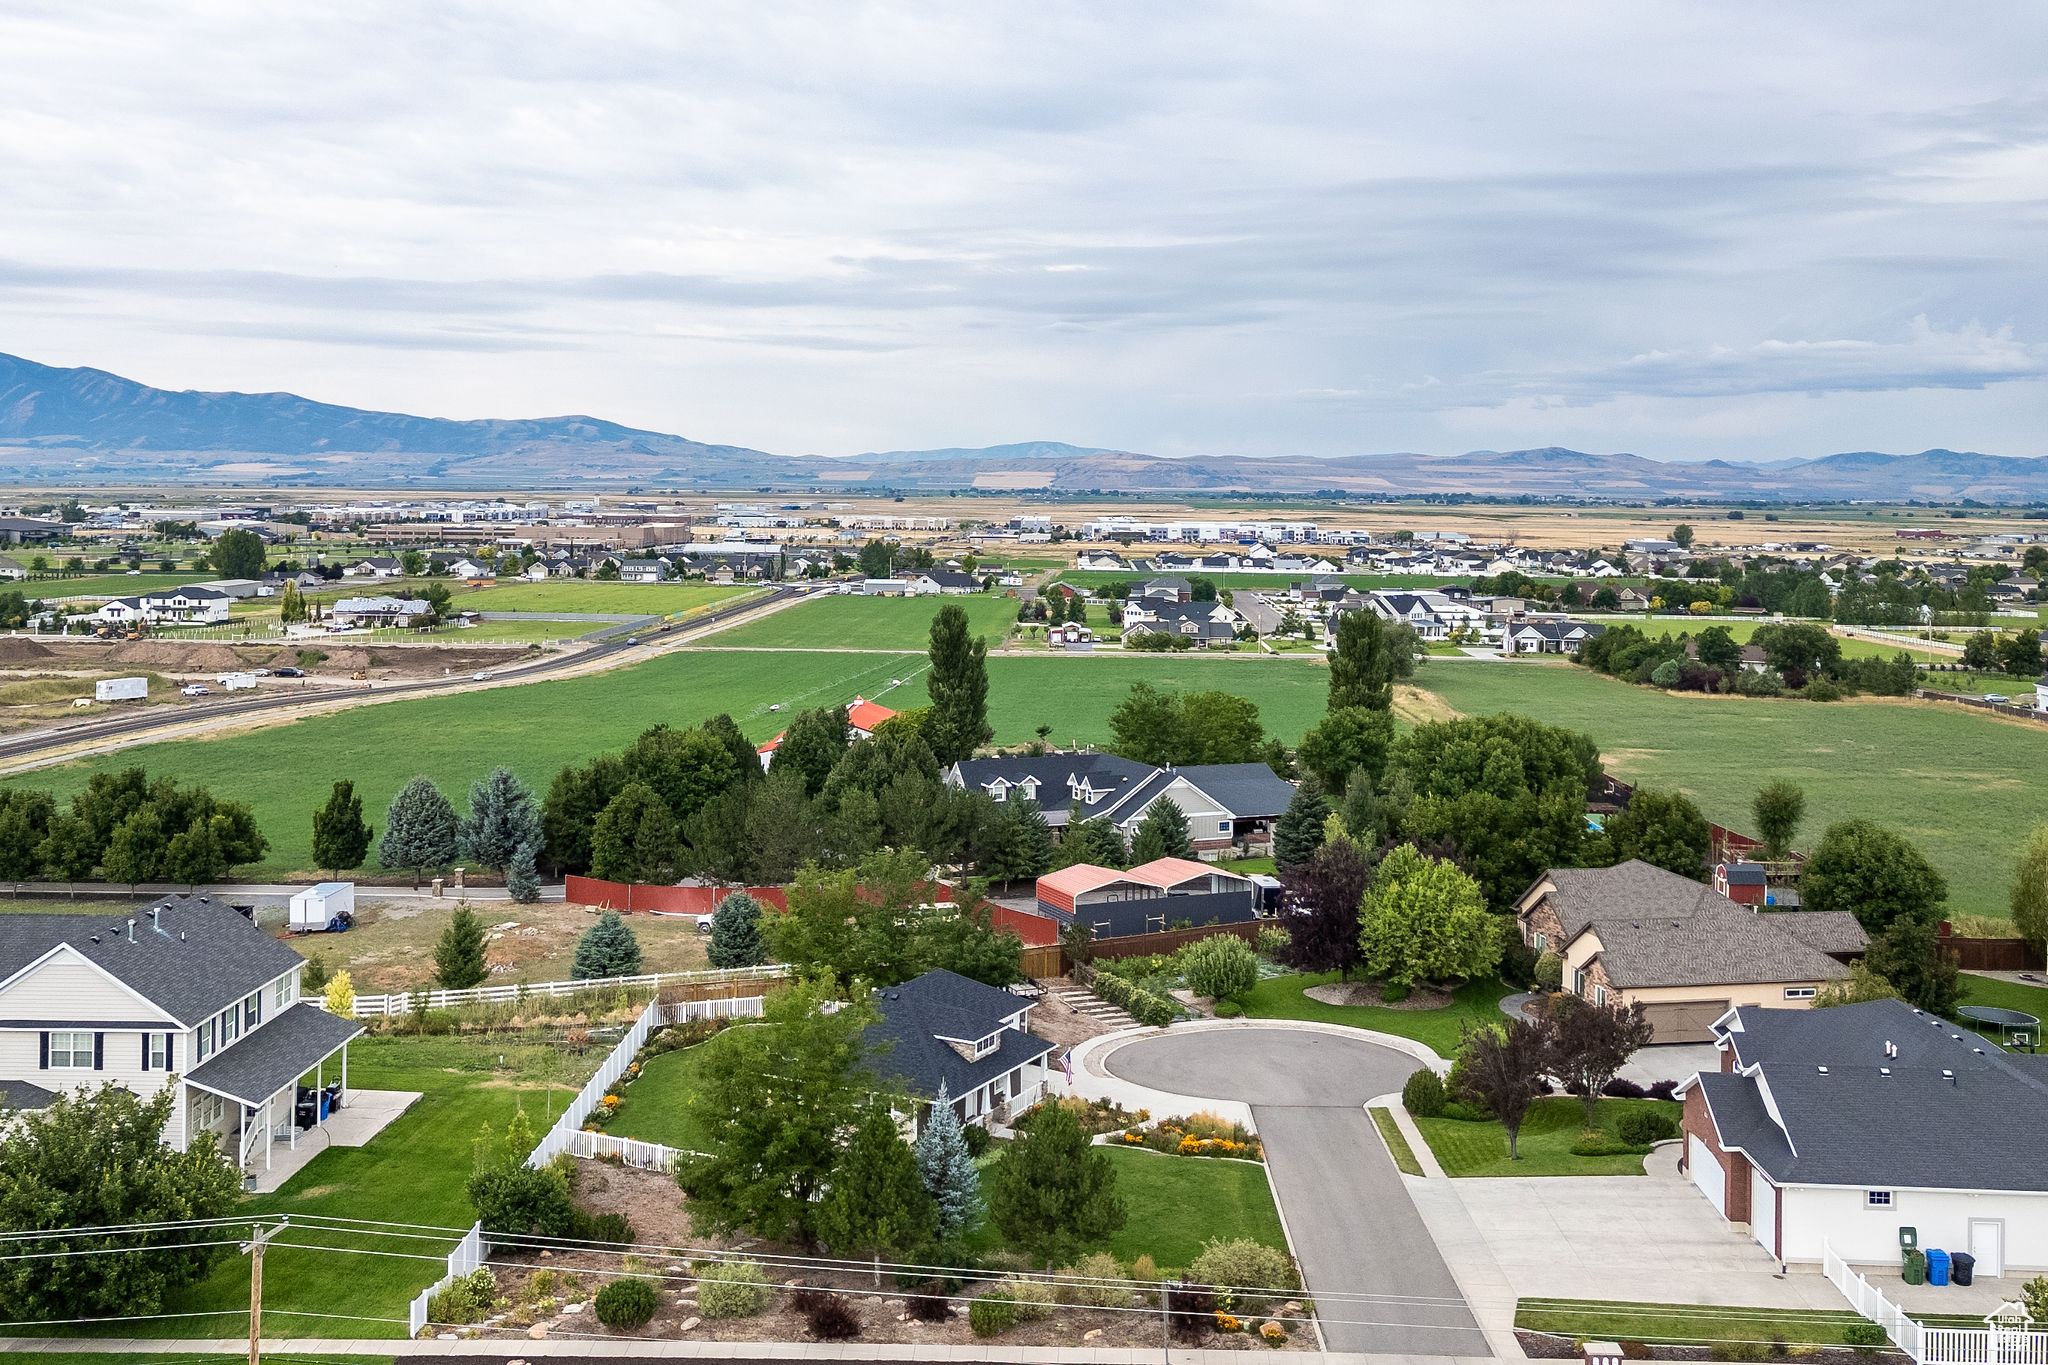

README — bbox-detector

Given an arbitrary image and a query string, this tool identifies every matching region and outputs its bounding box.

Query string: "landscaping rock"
[527,1324,548,1340]
[1084,1328,1104,1341]
[681,1317,699,1332]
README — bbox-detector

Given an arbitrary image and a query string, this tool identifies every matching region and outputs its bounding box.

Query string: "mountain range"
[3,350,2045,502]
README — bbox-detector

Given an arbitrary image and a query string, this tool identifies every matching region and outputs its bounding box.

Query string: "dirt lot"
[0,638,540,680]
[294,899,711,994]
[465,1163,1312,1350]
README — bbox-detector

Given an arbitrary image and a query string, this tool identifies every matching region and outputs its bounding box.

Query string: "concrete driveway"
[1105,1027,1490,1358]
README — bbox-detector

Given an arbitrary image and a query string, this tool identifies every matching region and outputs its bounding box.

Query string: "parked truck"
[93,676,149,702]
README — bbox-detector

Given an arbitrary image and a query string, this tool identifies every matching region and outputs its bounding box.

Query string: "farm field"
[26,571,214,599]
[0,648,1328,877]
[704,591,1019,650]
[1417,661,2048,920]
[458,581,751,615]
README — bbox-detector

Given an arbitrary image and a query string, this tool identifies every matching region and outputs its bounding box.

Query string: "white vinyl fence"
[407,1220,486,1338]
[563,1130,691,1171]
[347,963,785,1018]
[1825,1242,2048,1365]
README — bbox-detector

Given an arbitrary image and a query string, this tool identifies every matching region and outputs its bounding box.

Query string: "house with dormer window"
[867,970,1056,1134]
[0,895,361,1178]
[945,754,1295,858]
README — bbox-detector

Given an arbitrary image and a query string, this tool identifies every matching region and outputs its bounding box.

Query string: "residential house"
[0,517,65,545]
[945,751,1158,829]
[0,895,362,1177]
[93,586,234,627]
[1120,600,1239,645]
[1288,576,1350,605]
[1049,622,1095,646]
[443,557,496,581]
[1074,550,1129,571]
[1034,858,1259,939]
[1515,860,1866,1042]
[1679,998,2048,1273]
[616,559,670,583]
[330,596,434,628]
[342,557,404,579]
[868,969,1056,1134]
[1685,640,1771,673]
[0,554,26,581]
[945,754,1296,857]
[861,578,908,596]
[1500,620,1608,655]
[520,561,553,581]
[904,570,979,596]
[1137,576,1192,603]
[758,695,899,769]
[1712,862,1800,908]
[1615,586,1655,612]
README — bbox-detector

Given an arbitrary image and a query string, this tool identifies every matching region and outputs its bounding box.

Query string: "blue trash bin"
[1926,1248,1951,1286]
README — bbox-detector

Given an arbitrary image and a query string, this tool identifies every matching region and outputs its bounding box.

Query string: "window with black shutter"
[93,1032,104,1070]
[38,1032,48,1069]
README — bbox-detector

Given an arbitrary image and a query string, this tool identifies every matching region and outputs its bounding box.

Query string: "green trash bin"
[1903,1248,1927,1285]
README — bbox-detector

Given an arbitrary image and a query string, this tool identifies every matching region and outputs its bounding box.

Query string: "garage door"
[1642,1000,1731,1044]
[1689,1135,1726,1215]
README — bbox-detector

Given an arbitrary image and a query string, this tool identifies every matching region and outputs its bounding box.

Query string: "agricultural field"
[457,581,751,616]
[1416,660,2048,920]
[21,570,214,600]
[704,591,1020,650]
[0,648,1328,878]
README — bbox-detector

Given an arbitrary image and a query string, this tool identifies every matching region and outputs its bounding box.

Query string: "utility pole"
[241,1219,289,1365]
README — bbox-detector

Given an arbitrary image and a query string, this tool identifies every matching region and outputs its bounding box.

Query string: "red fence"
[564,876,789,915]
[1938,923,2046,973]
[987,903,1061,947]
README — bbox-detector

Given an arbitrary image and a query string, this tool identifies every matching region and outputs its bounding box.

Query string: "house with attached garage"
[867,969,1056,1135]
[1120,599,1240,645]
[1501,619,1608,655]
[945,753,1297,858]
[1515,860,1866,1043]
[0,895,362,1178]
[92,586,234,627]
[1679,998,2048,1275]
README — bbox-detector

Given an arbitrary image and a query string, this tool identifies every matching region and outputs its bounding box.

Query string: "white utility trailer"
[290,882,355,932]
[95,676,149,702]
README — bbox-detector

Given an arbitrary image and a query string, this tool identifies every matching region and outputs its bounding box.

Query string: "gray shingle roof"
[0,1079,57,1111]
[949,753,1156,824]
[1698,998,2048,1192]
[1172,763,1298,820]
[184,1003,363,1106]
[0,895,308,1027]
[867,969,1055,1103]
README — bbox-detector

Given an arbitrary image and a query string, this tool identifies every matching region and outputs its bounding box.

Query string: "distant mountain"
[3,350,2045,500]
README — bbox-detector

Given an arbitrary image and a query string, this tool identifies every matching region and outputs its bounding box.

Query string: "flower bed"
[1117,1111,1264,1162]
[582,1015,732,1134]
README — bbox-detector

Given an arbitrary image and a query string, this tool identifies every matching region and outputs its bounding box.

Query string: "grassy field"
[1053,569,1516,593]
[706,592,1020,650]
[23,571,214,600]
[1241,972,1512,1059]
[1418,661,2048,920]
[459,581,749,615]
[1096,1147,1287,1271]
[1413,1097,1678,1177]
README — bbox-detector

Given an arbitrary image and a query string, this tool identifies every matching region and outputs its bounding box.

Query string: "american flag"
[1059,1051,1073,1085]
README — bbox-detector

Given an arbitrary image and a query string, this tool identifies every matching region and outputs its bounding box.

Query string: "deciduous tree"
[1548,997,1655,1125]
[1296,706,1395,795]
[1801,819,1946,932]
[1455,1019,1548,1159]
[204,528,266,580]
[1328,609,1410,711]
[1601,788,1711,880]
[1358,844,1500,988]
[590,782,680,884]
[770,706,852,796]
[2011,824,2048,958]
[1751,781,1804,861]
[923,605,993,764]
[1862,917,1959,1015]
[1277,836,1371,979]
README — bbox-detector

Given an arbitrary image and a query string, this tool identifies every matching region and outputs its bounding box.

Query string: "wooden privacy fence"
[1938,924,2046,973]
[1021,919,1268,979]
[346,964,786,1017]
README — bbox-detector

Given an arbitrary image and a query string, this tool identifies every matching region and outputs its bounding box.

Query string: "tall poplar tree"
[923,605,992,764]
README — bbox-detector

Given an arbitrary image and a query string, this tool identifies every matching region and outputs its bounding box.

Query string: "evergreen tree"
[459,766,541,872]
[816,1101,938,1259]
[506,841,541,904]
[1272,776,1330,873]
[707,891,769,968]
[434,905,490,989]
[572,908,643,980]
[311,779,372,876]
[1327,609,1409,711]
[986,1100,1125,1265]
[380,776,460,888]
[912,1088,983,1241]
[1052,815,1125,870]
[1129,799,1193,864]
[923,604,993,763]
[589,782,680,884]
[986,798,1054,883]
[745,767,825,884]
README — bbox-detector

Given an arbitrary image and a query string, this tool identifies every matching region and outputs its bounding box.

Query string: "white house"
[93,587,233,627]
[616,559,669,583]
[0,896,362,1177]
[867,970,1056,1135]
[1679,998,2048,1276]
[330,596,433,628]
[342,557,404,579]
[904,571,978,596]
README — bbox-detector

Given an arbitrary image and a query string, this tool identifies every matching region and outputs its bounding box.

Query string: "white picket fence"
[1825,1242,2048,1365]
[563,1130,692,1171]
[407,1220,486,1338]
[348,963,785,1018]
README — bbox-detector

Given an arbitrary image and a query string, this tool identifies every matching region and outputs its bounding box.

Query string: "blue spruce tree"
[913,1084,983,1241]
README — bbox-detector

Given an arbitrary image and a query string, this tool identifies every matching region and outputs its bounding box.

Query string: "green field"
[1417,661,2048,919]
[1413,1097,1679,1177]
[458,581,750,615]
[603,1043,716,1152]
[25,571,214,600]
[1055,569,1469,593]
[706,592,1020,650]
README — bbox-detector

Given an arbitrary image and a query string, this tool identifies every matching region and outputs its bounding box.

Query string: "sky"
[2,1,2046,464]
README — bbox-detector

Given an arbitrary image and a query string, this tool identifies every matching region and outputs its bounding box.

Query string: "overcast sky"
[3,2,2046,463]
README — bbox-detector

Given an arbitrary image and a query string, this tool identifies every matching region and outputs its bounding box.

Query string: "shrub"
[1255,926,1291,959]
[1130,1254,1161,1283]
[1615,1109,1678,1146]
[697,1260,769,1318]
[997,1275,1057,1320]
[426,1267,498,1325]
[961,1123,992,1158]
[1380,982,1410,1002]
[571,1209,636,1245]
[1734,667,1784,697]
[469,1162,575,1237]
[1646,1079,1678,1102]
[1650,659,1683,688]
[1066,1251,1130,1308]
[1181,936,1259,1002]
[1570,1130,1637,1157]
[594,1277,659,1330]
[792,1286,862,1340]
[1803,678,1845,702]
[968,1292,1017,1337]
[1090,968,1179,1026]
[1215,1000,1243,1018]
[1189,1239,1296,1312]
[1710,1340,1770,1362]
[1602,1078,1647,1100]
[1402,1068,1446,1118]
[1498,936,1538,989]
[1440,1100,1490,1122]
[1844,1320,1887,1354]
[907,1280,955,1322]
[1533,951,1565,992]
[1164,1282,1218,1340]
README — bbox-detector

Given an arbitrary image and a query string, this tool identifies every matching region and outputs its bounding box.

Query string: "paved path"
[1104,1028,1489,1359]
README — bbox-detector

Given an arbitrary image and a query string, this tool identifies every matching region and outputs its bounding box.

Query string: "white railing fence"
[346,963,785,1018]
[565,1130,692,1171]
[407,1220,486,1338]
[1825,1241,2048,1365]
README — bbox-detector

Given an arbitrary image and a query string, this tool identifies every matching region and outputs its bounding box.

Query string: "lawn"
[601,1041,717,1153]
[1515,1298,1885,1347]
[1096,1147,1287,1272]
[705,592,1020,650]
[1240,971,1512,1059]
[1417,660,2048,920]
[459,581,750,616]
[1413,1097,1679,1177]
[1368,1107,1423,1175]
[2,649,1329,878]
[60,1033,597,1340]
[1957,975,2048,1038]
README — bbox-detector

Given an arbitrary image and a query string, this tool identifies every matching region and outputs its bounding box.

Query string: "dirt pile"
[0,638,56,664]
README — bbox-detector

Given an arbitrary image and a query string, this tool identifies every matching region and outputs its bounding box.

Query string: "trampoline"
[1958,1005,2040,1051]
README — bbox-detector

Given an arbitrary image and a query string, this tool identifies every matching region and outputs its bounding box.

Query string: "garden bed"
[1304,980,1454,1011]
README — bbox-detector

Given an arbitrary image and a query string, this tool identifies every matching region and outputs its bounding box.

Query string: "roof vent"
[1943,1069,1956,1084]
[127,919,135,943]
[1817,1065,1828,1074]
[1880,1067,1891,1077]
[89,935,100,944]
[179,931,186,941]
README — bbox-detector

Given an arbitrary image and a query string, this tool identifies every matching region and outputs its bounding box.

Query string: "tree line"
[1579,621,1920,700]
[0,769,267,892]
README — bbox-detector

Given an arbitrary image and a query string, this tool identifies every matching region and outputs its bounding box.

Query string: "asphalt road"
[1105,1028,1488,1358]
[0,586,794,766]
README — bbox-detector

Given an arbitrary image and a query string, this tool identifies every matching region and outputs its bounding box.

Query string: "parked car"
[251,668,271,677]
[625,636,639,645]
[1985,693,2010,703]
[472,671,491,681]
[180,684,210,697]
[273,667,304,677]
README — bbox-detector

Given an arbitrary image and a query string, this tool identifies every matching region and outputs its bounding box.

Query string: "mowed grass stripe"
[706,592,1020,651]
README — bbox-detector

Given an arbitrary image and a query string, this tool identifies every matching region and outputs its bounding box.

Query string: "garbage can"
[1926,1248,1951,1286]
[1952,1252,1975,1287]
[1903,1249,1926,1285]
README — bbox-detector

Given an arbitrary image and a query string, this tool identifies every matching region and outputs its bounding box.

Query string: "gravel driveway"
[1105,1027,1490,1357]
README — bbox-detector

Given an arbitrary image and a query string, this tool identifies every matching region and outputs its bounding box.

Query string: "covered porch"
[183,1002,365,1191]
